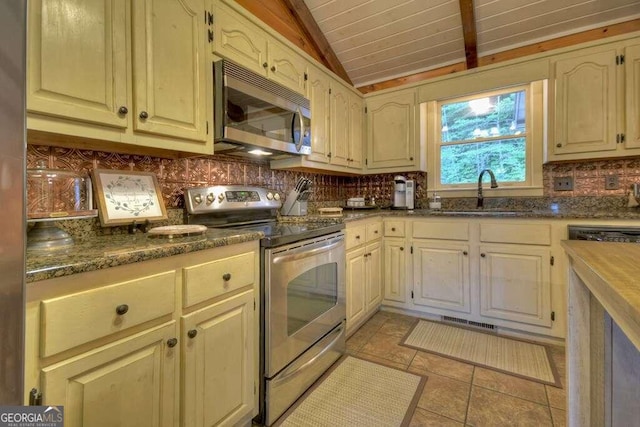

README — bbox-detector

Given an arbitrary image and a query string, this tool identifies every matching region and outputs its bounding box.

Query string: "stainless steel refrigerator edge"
[0,0,26,405]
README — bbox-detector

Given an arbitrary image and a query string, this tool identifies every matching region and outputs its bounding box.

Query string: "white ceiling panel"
[301,0,640,87]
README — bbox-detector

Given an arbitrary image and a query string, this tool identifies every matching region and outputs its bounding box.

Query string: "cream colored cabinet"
[479,244,552,327]
[348,91,364,169]
[549,42,640,160]
[212,0,306,95]
[383,239,408,304]
[27,0,211,154]
[182,290,255,427]
[413,241,471,314]
[42,322,178,427]
[27,0,128,128]
[306,65,331,163]
[365,88,422,172]
[330,83,350,167]
[132,0,208,142]
[345,219,382,335]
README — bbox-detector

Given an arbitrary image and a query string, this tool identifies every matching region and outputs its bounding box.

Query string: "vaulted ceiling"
[236,0,640,91]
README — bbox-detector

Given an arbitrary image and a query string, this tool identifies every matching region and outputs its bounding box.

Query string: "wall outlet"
[553,176,574,191]
[605,174,620,190]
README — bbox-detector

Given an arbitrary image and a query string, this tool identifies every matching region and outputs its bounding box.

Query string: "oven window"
[287,262,338,336]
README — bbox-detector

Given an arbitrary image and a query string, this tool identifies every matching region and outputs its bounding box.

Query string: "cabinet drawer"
[346,224,367,249]
[384,220,405,237]
[183,251,255,307]
[40,271,176,357]
[480,223,551,245]
[413,221,469,241]
[366,221,382,241]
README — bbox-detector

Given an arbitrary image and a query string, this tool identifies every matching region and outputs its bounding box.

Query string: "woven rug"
[402,320,560,387]
[276,356,427,427]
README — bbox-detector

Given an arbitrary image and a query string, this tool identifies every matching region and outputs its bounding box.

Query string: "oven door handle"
[270,323,345,386]
[272,240,344,263]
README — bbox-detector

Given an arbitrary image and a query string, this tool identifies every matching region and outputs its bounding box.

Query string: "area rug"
[401,320,560,387]
[276,356,427,427]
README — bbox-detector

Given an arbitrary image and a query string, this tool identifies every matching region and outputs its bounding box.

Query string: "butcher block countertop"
[562,241,640,350]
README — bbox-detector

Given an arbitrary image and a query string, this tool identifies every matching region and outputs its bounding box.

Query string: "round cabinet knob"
[139,111,149,120]
[400,247,404,251]
[118,106,128,115]
[374,230,378,234]
[274,193,281,201]
[392,227,396,231]
[222,273,231,281]
[167,338,178,348]
[115,304,129,315]
[218,193,225,203]
[355,235,361,239]
[410,157,414,161]
[263,62,268,68]
[270,66,276,72]
[463,251,468,256]
[480,253,486,257]
[556,143,562,148]
[187,329,198,339]
[206,193,215,204]
[193,194,202,205]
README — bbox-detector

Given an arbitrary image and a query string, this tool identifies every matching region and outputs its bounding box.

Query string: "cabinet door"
[413,242,471,313]
[212,1,267,76]
[365,241,383,313]
[348,92,364,169]
[479,245,552,327]
[42,322,178,427]
[267,41,307,95]
[383,239,407,303]
[132,0,208,142]
[182,290,255,427]
[346,247,366,334]
[27,0,128,128]
[625,44,640,149]
[553,49,618,155]
[366,89,417,170]
[307,66,331,163]
[330,83,350,167]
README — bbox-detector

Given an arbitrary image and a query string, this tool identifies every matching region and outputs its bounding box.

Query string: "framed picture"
[92,169,168,226]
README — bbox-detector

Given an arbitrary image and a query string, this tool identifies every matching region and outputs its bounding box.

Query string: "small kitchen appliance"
[392,175,415,209]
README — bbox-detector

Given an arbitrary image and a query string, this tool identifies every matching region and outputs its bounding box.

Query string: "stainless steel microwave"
[213,60,311,156]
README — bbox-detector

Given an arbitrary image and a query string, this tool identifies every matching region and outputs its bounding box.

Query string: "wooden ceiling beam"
[280,0,352,85]
[458,0,478,70]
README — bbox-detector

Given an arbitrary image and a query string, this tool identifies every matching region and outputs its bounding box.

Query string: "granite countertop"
[562,241,640,351]
[26,228,263,283]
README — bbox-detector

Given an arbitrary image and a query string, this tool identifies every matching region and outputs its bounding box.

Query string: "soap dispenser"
[429,192,442,210]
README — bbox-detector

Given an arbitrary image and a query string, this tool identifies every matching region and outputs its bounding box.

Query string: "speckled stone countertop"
[26,228,263,283]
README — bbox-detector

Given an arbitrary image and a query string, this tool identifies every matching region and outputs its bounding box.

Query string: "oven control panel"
[185,185,282,213]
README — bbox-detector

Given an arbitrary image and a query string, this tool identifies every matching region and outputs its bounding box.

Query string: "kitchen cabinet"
[348,91,364,169]
[382,219,409,304]
[365,88,424,172]
[549,41,640,160]
[345,218,382,335]
[212,0,307,96]
[25,241,260,426]
[330,83,350,167]
[306,65,332,163]
[27,0,211,154]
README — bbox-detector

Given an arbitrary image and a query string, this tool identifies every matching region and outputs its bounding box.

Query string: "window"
[426,81,545,197]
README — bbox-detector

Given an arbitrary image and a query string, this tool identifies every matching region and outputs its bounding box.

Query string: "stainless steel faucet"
[477,169,498,208]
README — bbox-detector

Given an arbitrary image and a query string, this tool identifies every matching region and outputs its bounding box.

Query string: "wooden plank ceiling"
[299,0,640,88]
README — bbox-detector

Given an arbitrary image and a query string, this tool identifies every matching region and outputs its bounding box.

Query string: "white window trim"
[425,80,546,198]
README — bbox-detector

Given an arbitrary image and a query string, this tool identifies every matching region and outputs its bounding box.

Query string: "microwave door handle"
[272,240,343,264]
[292,107,304,152]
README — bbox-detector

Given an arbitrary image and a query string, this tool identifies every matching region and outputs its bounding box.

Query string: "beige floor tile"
[408,351,474,383]
[416,373,470,422]
[349,319,382,342]
[473,367,547,404]
[354,352,409,370]
[377,316,417,338]
[466,386,553,427]
[550,407,566,427]
[546,385,566,410]
[359,331,417,365]
[409,407,464,427]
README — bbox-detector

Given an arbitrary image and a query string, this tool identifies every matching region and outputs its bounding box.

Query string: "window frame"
[425,80,546,198]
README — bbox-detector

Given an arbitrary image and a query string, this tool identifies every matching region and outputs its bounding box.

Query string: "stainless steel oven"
[184,185,346,426]
[264,232,345,425]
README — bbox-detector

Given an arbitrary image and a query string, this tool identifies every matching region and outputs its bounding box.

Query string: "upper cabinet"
[212,0,307,96]
[27,0,211,154]
[306,65,331,163]
[548,41,640,161]
[365,88,424,172]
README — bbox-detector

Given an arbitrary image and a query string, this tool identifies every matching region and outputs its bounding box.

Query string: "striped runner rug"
[276,356,427,427]
[402,320,560,386]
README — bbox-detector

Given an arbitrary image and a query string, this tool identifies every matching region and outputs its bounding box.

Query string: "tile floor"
[346,310,567,427]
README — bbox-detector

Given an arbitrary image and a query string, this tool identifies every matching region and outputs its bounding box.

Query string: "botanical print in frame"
[92,169,168,226]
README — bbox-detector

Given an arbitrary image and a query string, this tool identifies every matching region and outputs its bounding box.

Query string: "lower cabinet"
[25,242,260,426]
[41,322,178,427]
[182,289,255,427]
[383,238,408,304]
